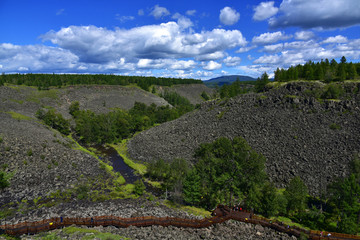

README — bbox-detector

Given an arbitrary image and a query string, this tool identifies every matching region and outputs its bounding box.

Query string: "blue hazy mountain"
[203,75,256,87]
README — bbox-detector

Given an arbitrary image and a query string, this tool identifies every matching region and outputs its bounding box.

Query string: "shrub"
[321,84,344,99]
[27,149,33,156]
[133,179,146,196]
[201,91,210,100]
[76,185,89,200]
[69,101,80,117]
[0,171,10,189]
[329,123,341,130]
[36,109,70,135]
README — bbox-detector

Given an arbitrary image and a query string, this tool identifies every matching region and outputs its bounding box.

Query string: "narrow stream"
[94,145,161,196]
[95,145,138,184]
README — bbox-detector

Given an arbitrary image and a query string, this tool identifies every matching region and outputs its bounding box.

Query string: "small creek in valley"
[95,145,138,184]
[93,145,161,196]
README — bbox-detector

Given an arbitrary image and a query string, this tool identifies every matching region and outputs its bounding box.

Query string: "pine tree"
[274,68,281,82]
[347,63,357,80]
[340,56,347,64]
[337,63,346,81]
[183,169,202,206]
[255,72,270,92]
[284,176,308,214]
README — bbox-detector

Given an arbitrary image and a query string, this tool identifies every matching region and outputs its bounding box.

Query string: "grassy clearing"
[6,111,32,120]
[344,79,360,83]
[26,89,59,103]
[270,216,310,230]
[110,139,147,175]
[5,83,36,91]
[164,200,211,218]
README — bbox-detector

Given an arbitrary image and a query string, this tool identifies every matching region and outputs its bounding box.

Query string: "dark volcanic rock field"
[128,82,360,194]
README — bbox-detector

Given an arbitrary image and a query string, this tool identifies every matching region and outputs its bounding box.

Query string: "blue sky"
[1,0,360,79]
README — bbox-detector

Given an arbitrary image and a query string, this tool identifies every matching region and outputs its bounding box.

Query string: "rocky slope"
[128,81,360,194]
[17,219,296,240]
[155,84,215,105]
[1,198,295,240]
[59,85,170,115]
[0,109,107,208]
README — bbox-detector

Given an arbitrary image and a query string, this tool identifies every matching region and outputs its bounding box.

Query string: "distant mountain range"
[203,75,256,87]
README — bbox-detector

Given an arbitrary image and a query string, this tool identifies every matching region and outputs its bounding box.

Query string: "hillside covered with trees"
[0,73,202,91]
[274,57,360,82]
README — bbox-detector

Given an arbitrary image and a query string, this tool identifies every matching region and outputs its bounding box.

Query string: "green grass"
[145,179,162,188]
[26,89,59,103]
[110,139,147,175]
[6,111,33,120]
[267,80,325,89]
[9,99,24,104]
[121,183,135,195]
[285,95,298,99]
[344,79,360,83]
[270,216,310,230]
[0,208,16,219]
[163,200,211,217]
[67,134,97,158]
[0,234,19,240]
[33,226,129,240]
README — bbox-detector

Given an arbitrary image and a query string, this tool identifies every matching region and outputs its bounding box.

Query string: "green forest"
[37,96,194,144]
[0,73,202,91]
[274,57,360,82]
[146,137,360,235]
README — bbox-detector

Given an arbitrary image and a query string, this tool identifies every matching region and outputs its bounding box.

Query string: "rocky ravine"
[2,83,291,240]
[128,81,360,194]
[0,84,172,206]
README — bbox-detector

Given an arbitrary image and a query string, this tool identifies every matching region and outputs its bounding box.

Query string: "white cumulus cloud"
[203,61,222,70]
[196,51,225,61]
[252,31,291,45]
[150,5,170,19]
[322,35,348,44]
[269,0,360,29]
[294,31,315,40]
[172,13,193,29]
[263,43,283,53]
[253,1,278,21]
[0,43,79,72]
[42,23,247,64]
[253,38,360,71]
[223,56,241,66]
[219,7,240,26]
